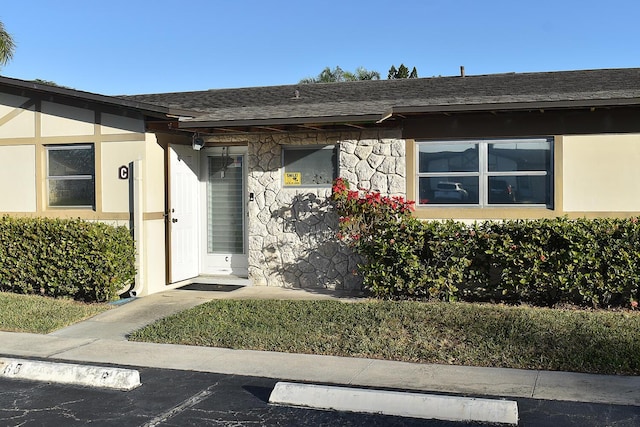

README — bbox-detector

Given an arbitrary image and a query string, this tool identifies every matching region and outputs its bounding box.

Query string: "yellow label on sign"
[284,172,302,185]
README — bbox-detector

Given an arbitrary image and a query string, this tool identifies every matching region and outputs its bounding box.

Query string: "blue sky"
[1,0,639,95]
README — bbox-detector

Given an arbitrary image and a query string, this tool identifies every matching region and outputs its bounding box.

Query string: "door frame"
[198,145,249,276]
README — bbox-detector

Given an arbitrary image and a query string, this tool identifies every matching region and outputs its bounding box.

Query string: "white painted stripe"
[269,382,518,425]
[143,387,213,427]
[0,357,141,391]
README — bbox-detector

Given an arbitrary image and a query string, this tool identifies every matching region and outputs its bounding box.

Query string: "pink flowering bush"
[331,178,428,299]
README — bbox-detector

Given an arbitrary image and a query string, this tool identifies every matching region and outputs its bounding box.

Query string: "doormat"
[177,283,243,292]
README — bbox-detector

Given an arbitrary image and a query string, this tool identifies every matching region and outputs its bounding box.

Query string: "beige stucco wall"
[563,133,640,212]
[41,101,94,137]
[141,219,166,296]
[138,133,167,296]
[100,133,167,297]
[0,93,30,117]
[101,113,145,135]
[101,133,167,296]
[0,94,35,138]
[0,145,36,212]
[101,140,145,213]
[143,133,166,213]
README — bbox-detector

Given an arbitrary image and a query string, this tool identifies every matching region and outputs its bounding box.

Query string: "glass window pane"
[488,141,551,172]
[488,176,549,205]
[48,179,94,207]
[418,177,479,205]
[283,146,336,186]
[418,143,478,173]
[207,155,244,254]
[48,146,94,177]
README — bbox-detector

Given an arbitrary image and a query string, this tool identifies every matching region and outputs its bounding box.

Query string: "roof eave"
[383,97,640,118]
[178,114,384,129]
[0,76,196,119]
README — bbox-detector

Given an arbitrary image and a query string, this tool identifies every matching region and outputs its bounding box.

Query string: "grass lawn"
[129,299,640,376]
[0,291,110,334]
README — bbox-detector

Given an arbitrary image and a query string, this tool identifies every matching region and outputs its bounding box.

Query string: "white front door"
[200,146,248,276]
[169,144,200,282]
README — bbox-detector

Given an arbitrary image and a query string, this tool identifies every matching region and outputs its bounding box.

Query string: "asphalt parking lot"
[1,363,639,426]
[0,365,481,426]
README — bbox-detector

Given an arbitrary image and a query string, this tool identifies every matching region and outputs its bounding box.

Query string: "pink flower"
[632,300,638,309]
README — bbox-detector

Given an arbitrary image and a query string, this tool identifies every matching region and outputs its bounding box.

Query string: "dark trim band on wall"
[402,106,640,139]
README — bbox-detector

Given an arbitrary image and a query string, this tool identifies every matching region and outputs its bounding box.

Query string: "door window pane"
[207,155,244,254]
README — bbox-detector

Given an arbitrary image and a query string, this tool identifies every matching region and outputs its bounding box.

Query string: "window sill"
[413,205,558,220]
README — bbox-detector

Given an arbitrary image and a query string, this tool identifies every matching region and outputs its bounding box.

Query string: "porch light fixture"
[192,133,205,150]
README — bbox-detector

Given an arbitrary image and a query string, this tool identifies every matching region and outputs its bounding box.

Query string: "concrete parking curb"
[269,382,519,425]
[0,357,141,391]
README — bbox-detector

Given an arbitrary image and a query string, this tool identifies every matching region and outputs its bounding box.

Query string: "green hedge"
[332,179,640,308]
[0,217,136,302]
[358,217,640,308]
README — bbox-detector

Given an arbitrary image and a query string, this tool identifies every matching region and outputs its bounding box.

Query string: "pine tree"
[396,64,410,79]
[388,64,419,79]
[387,65,397,79]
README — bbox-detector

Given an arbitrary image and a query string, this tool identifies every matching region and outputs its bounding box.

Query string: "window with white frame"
[46,144,95,208]
[417,138,553,207]
[282,145,337,187]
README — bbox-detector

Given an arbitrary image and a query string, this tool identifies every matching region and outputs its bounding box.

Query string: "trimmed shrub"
[332,179,640,308]
[0,217,136,302]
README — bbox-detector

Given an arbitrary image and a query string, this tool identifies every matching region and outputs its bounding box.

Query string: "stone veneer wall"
[246,129,406,289]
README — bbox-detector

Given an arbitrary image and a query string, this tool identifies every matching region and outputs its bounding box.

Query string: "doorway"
[199,146,248,276]
[169,144,248,284]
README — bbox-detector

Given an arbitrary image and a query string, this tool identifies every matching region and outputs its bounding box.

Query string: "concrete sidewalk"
[1,286,638,407]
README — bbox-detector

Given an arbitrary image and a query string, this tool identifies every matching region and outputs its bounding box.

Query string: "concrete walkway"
[1,286,638,407]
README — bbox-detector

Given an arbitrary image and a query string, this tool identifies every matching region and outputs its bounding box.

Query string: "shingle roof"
[122,68,640,128]
[0,75,192,119]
